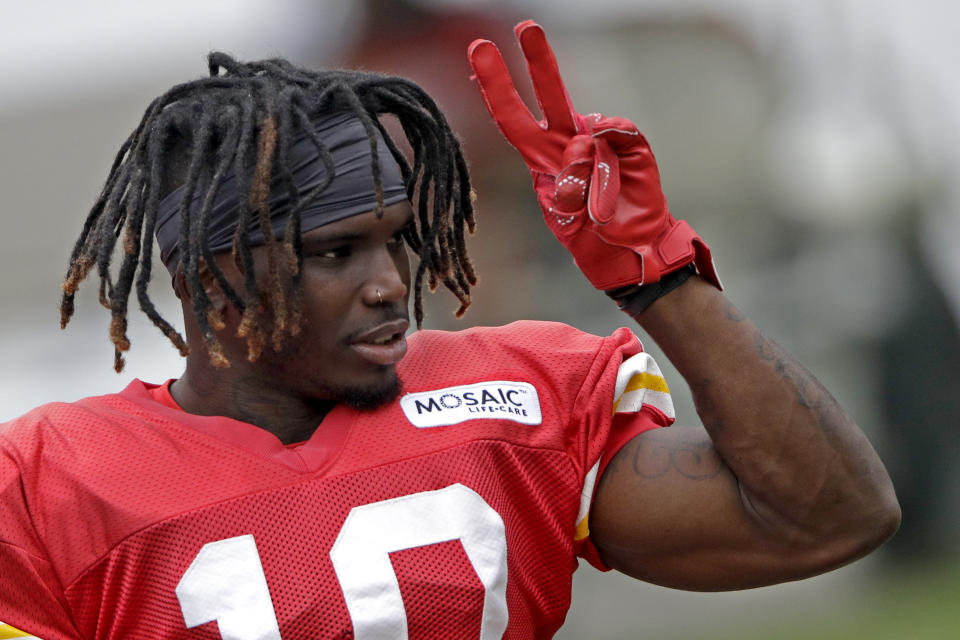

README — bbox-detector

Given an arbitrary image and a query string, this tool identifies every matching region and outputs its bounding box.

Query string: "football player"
[0,20,899,640]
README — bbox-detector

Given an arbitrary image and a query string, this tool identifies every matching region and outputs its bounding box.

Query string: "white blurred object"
[0,293,186,423]
[0,0,363,115]
[766,106,910,228]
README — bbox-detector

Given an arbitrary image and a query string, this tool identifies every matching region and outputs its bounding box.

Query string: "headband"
[155,111,408,273]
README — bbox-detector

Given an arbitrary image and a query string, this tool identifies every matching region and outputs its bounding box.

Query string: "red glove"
[468,20,721,291]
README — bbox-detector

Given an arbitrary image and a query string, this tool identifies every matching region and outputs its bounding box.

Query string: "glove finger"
[515,20,579,136]
[554,135,594,213]
[554,163,591,213]
[532,173,585,240]
[537,194,585,241]
[468,39,546,158]
[587,139,621,225]
[590,115,642,152]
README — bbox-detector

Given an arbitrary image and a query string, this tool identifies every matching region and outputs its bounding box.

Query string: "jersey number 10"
[175,483,509,639]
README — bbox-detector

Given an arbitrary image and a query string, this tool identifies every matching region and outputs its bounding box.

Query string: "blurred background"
[1,0,958,637]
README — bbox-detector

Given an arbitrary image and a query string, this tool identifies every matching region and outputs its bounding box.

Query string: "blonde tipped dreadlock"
[60,53,478,372]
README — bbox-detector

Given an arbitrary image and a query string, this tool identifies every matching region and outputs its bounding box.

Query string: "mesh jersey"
[0,321,674,640]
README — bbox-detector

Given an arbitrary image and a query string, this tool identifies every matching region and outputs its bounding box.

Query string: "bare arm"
[590,276,901,590]
[466,20,900,589]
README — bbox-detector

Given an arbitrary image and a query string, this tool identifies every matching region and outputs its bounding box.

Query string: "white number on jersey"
[176,534,282,640]
[177,483,509,639]
[331,483,508,639]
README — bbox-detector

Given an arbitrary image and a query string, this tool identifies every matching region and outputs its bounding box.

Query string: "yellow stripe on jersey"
[574,460,600,541]
[0,623,38,639]
[622,371,670,395]
[611,352,675,420]
[576,352,675,544]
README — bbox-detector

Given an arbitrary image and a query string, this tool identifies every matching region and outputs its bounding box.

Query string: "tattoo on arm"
[631,434,724,481]
[752,329,843,432]
[723,298,746,322]
[675,320,846,481]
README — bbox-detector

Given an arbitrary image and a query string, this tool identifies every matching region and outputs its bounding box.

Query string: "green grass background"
[712,557,960,640]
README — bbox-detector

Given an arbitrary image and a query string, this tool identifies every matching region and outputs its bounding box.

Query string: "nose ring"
[376,289,383,305]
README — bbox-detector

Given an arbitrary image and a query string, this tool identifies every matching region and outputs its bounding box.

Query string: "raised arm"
[468,20,899,590]
[590,277,899,589]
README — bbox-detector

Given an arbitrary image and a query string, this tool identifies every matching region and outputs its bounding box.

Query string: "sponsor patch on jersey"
[400,381,542,428]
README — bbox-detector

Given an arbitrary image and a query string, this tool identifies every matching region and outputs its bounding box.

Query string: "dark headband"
[155,111,408,273]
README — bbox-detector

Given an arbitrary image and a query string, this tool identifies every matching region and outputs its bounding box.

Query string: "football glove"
[468,20,721,291]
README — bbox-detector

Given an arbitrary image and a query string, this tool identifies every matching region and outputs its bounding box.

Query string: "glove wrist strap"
[605,264,696,315]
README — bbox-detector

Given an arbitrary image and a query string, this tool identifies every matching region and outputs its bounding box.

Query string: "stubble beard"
[330,370,404,411]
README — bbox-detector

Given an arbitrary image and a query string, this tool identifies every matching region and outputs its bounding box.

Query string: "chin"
[334,372,404,411]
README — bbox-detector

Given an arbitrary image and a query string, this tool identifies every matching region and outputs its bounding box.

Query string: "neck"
[171,364,334,445]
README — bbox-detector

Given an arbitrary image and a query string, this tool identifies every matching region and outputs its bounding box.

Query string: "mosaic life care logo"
[400,381,542,428]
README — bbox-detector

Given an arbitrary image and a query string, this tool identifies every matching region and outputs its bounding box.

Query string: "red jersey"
[0,321,674,639]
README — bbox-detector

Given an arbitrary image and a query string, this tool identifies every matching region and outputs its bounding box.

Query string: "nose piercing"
[376,289,383,305]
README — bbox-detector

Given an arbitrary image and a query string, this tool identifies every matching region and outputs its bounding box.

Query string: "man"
[0,21,898,639]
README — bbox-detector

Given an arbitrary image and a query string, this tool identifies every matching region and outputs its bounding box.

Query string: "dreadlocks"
[59,53,478,372]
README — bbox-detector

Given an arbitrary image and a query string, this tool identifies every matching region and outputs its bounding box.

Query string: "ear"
[172,263,188,301]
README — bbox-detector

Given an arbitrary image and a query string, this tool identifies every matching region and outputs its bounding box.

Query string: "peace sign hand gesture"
[468,20,720,292]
